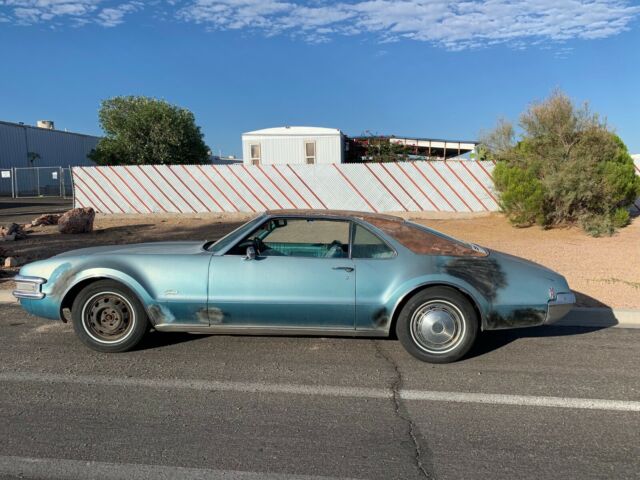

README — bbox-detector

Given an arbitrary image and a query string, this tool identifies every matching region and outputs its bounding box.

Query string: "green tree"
[89,96,210,165]
[488,91,639,236]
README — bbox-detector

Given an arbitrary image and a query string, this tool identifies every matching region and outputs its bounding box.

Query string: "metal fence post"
[11,167,15,198]
[68,165,75,205]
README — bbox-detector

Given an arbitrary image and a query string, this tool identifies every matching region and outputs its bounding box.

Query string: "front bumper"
[545,292,576,324]
[12,275,47,300]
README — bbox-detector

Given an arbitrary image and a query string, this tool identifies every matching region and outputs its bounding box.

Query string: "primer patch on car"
[486,307,545,329]
[440,257,507,302]
[48,262,76,298]
[147,304,176,325]
[372,307,389,327]
[196,307,224,325]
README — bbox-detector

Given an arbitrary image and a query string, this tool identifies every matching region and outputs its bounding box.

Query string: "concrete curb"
[1,289,639,329]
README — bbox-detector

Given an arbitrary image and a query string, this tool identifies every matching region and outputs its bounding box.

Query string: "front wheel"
[396,286,478,363]
[71,280,149,353]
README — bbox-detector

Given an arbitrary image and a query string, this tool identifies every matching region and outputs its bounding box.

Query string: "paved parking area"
[1,305,639,479]
[0,197,72,225]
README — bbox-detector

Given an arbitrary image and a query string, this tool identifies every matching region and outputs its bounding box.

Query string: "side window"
[250,144,261,165]
[352,224,395,259]
[304,141,316,164]
[228,218,350,258]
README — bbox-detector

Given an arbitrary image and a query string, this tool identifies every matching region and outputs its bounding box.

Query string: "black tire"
[71,280,149,353]
[396,286,478,363]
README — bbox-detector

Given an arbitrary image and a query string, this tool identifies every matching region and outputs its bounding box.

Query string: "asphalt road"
[0,304,639,480]
[0,198,72,225]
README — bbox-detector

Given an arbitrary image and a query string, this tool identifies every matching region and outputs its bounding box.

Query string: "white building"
[242,126,345,165]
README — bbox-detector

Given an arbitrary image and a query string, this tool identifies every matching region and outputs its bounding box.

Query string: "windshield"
[207,215,266,254]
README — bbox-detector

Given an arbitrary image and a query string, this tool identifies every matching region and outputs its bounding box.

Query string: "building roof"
[243,126,342,136]
[0,120,101,140]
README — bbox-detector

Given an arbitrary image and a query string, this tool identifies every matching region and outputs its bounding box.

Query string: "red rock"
[58,207,95,234]
[32,214,62,227]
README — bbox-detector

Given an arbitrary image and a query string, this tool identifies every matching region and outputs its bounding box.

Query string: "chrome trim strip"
[14,275,47,285]
[12,291,45,300]
[549,292,576,305]
[545,292,576,324]
[154,324,387,337]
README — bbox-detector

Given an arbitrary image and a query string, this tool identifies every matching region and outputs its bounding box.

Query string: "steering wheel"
[326,240,345,257]
[253,237,267,255]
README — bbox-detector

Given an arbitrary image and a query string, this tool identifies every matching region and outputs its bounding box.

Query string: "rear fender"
[387,274,491,332]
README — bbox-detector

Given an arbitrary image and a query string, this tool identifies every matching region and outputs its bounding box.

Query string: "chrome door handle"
[332,266,354,272]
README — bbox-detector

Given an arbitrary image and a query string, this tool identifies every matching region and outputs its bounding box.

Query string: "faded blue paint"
[16,213,573,334]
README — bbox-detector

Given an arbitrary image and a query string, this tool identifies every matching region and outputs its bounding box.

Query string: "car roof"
[264,209,485,257]
[264,209,405,223]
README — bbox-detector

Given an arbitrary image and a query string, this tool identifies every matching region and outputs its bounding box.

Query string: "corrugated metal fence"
[635,156,640,211]
[72,159,640,214]
[72,161,499,213]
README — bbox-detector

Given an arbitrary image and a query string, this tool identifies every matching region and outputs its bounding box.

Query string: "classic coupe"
[14,210,575,363]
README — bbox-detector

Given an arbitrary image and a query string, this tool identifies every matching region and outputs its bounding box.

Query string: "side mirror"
[244,246,256,261]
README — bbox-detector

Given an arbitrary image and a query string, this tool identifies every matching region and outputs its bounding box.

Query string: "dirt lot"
[1,212,638,309]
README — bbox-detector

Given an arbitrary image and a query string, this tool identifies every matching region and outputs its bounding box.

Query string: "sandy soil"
[1,212,638,309]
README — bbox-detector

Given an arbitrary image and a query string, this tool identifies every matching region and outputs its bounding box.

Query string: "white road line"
[1,371,639,413]
[0,455,355,480]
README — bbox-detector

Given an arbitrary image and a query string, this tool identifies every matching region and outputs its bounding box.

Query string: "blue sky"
[1,0,639,157]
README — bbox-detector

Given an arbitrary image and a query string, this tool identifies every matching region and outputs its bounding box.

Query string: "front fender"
[57,268,155,307]
[38,261,156,321]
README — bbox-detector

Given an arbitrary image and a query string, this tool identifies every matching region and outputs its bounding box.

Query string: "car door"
[208,217,356,330]
[350,222,399,332]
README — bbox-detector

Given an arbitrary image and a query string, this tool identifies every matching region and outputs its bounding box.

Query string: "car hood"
[54,241,206,257]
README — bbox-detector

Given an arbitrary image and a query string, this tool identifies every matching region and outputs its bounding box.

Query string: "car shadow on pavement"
[135,331,212,350]
[467,325,607,359]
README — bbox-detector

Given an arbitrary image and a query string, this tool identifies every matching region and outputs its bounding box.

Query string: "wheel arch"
[388,282,486,335]
[59,271,153,322]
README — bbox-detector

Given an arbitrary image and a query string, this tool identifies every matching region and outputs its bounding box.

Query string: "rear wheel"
[396,286,478,363]
[71,280,148,353]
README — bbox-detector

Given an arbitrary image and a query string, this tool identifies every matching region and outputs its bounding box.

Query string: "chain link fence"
[0,167,73,198]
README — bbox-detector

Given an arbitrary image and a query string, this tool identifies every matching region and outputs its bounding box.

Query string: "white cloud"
[178,0,640,49]
[0,0,638,50]
[96,1,142,26]
[0,0,142,27]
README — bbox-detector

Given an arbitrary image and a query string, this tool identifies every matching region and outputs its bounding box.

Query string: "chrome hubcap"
[410,300,465,354]
[83,293,134,343]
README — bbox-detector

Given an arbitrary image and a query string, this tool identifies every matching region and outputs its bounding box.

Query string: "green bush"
[493,163,545,227]
[89,96,210,165]
[483,92,639,236]
[579,208,629,237]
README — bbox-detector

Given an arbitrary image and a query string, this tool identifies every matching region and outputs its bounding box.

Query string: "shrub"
[483,91,639,236]
[493,163,545,227]
[578,208,629,237]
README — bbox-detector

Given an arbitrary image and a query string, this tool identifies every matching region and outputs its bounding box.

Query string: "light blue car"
[13,210,575,363]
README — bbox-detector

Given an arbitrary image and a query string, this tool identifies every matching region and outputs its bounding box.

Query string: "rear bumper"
[545,292,576,324]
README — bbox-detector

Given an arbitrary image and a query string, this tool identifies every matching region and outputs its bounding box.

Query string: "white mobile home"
[242,126,344,165]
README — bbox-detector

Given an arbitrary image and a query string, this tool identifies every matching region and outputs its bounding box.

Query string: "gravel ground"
[1,211,638,309]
